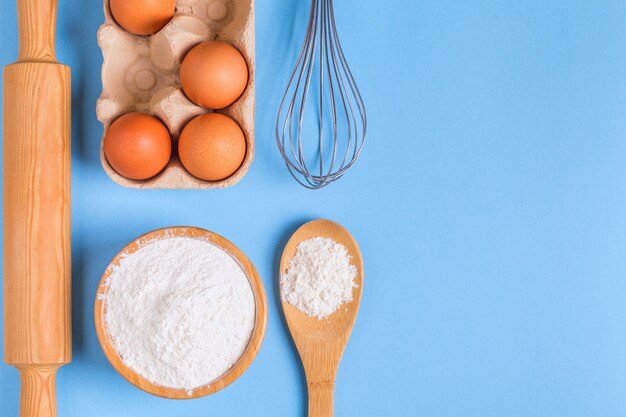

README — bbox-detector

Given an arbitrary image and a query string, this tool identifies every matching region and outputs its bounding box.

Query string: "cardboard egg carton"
[96,0,254,189]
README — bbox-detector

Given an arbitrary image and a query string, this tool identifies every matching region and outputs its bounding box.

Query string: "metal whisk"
[276,0,367,189]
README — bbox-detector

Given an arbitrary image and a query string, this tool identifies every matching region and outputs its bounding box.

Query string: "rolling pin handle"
[16,0,58,62]
[16,365,60,417]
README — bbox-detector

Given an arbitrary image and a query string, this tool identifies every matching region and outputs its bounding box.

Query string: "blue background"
[2,0,626,416]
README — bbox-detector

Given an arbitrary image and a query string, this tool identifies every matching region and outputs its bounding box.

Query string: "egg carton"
[96,0,254,189]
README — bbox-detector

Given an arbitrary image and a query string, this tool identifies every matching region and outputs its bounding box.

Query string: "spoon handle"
[308,380,334,417]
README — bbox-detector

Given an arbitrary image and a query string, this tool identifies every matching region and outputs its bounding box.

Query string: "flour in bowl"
[103,236,255,391]
[280,237,358,319]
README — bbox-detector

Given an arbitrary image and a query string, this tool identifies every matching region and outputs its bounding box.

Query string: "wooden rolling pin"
[3,0,71,416]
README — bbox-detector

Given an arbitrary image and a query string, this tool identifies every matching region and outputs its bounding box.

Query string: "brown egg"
[180,41,248,109]
[104,112,172,180]
[178,113,246,181]
[110,0,176,36]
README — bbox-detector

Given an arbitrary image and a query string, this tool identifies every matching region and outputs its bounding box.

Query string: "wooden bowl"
[94,226,267,399]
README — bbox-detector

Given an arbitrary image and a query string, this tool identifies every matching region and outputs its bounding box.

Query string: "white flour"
[103,236,255,391]
[280,237,357,319]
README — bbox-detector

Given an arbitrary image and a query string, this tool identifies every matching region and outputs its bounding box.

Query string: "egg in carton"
[96,0,254,189]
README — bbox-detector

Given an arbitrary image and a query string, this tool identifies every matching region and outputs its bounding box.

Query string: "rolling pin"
[3,0,71,416]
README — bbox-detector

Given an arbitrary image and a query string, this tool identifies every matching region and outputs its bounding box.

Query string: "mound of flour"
[280,237,357,319]
[104,236,255,391]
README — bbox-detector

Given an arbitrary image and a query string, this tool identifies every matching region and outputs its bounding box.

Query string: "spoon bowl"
[280,219,363,416]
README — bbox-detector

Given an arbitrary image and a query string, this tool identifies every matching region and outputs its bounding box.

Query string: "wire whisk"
[276,0,367,189]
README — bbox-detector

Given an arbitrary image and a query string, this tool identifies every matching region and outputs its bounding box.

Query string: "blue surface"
[2,0,626,416]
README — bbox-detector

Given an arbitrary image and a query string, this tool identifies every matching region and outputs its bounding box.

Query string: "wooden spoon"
[280,220,364,417]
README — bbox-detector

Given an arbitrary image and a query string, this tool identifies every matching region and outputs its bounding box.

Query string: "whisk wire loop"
[276,0,367,189]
